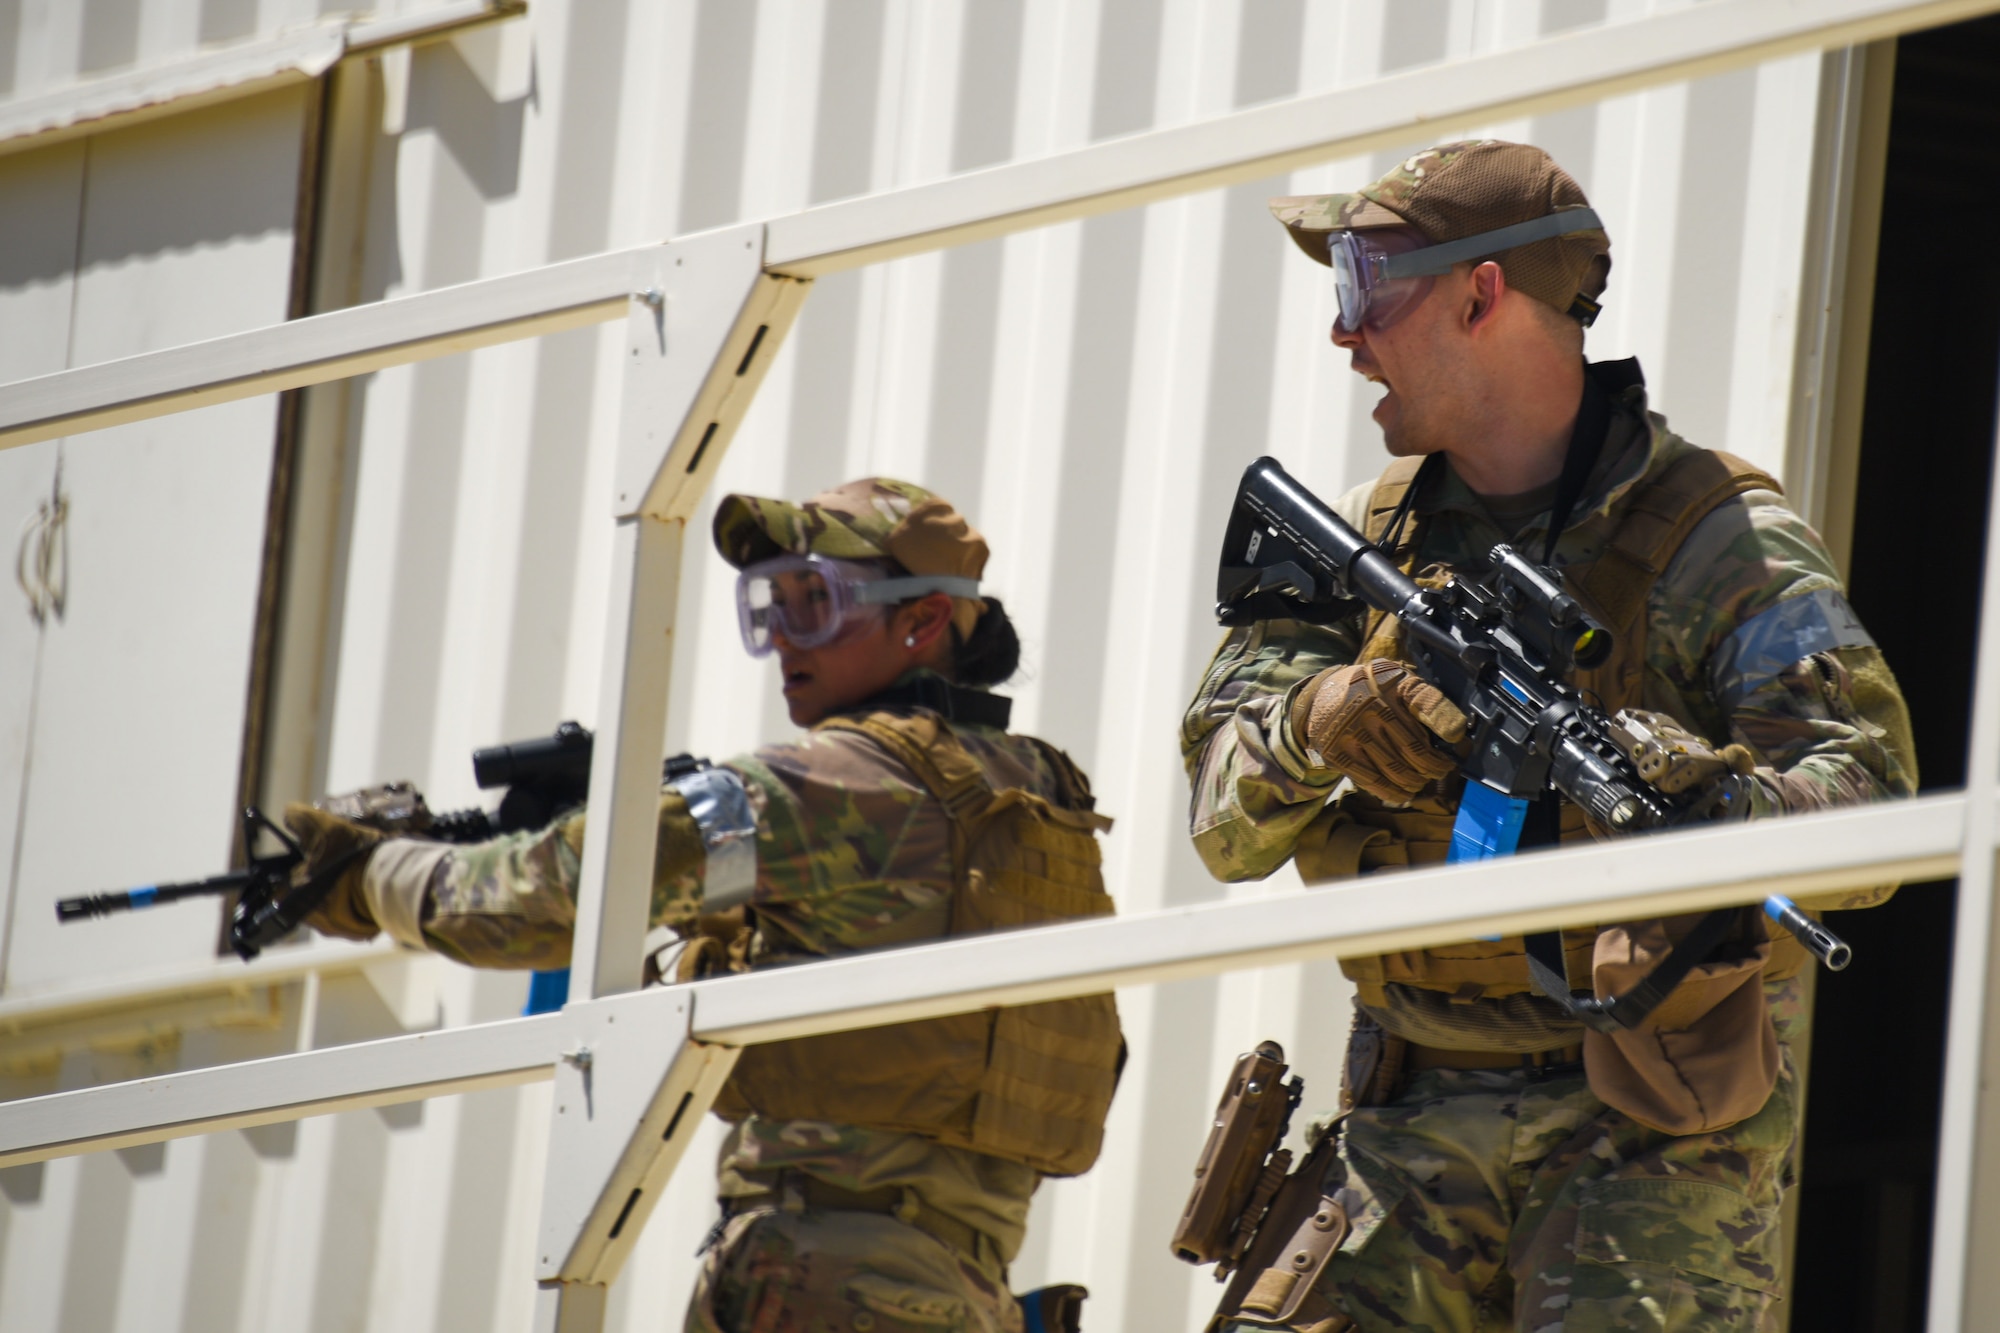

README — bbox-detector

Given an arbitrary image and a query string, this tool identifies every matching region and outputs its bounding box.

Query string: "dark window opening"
[1792,14,2000,1330]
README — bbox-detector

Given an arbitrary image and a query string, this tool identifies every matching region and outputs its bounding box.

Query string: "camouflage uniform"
[1184,375,1915,1331]
[371,700,1083,1332]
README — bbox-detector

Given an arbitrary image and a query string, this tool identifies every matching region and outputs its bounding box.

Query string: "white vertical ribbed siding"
[0,1,1840,1330]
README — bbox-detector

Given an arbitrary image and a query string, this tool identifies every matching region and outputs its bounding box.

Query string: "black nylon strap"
[1514,358,1716,1028]
[845,675,1013,729]
[1538,359,1622,565]
[1377,453,1446,561]
[1527,906,1747,1033]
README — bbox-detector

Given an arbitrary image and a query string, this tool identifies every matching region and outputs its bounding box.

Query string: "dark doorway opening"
[1791,14,2000,1330]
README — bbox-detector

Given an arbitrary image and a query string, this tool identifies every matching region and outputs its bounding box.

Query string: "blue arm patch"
[1709,586,1875,716]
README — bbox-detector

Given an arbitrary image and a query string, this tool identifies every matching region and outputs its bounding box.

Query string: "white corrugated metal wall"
[0,2,1836,1330]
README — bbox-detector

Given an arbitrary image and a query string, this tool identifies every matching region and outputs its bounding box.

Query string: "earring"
[905,635,918,647]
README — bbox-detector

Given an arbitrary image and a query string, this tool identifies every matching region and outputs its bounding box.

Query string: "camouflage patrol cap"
[712,478,990,637]
[1270,139,1611,322]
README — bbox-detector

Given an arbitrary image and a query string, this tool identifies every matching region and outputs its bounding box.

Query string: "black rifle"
[55,721,685,961]
[1216,457,1848,1026]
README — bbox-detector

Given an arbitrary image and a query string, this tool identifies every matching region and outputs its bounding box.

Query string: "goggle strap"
[851,575,982,605]
[1378,208,1604,278]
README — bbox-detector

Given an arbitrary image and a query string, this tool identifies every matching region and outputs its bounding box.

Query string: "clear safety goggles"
[735,554,981,657]
[1328,207,1605,333]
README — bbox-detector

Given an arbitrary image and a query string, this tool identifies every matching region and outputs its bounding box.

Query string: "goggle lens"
[736,554,897,657]
[1329,229,1435,334]
[1331,237,1366,332]
[742,567,843,653]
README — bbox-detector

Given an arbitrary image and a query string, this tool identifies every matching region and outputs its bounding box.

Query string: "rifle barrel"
[1765,895,1852,971]
[55,869,256,922]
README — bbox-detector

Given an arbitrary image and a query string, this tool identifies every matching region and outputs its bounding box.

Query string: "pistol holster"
[1204,1129,1354,1333]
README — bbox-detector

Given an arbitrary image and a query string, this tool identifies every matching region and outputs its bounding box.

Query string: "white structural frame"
[0,0,525,157]
[1,0,1998,1327]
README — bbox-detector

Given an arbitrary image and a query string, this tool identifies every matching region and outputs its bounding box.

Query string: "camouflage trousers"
[1297,1056,1799,1333]
[685,1205,1024,1333]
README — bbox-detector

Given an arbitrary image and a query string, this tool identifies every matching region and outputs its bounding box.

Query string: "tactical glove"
[284,802,389,940]
[1609,709,1756,797]
[1291,659,1468,804]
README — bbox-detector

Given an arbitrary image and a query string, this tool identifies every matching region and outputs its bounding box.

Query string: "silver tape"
[671,765,759,911]
[1710,586,1875,715]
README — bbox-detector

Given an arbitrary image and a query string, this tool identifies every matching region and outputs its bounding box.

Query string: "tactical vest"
[708,710,1124,1178]
[1295,439,1811,1004]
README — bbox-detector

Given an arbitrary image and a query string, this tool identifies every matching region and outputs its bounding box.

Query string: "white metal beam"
[0,794,1960,1169]
[763,0,2000,276]
[0,1,525,159]
[564,226,809,1004]
[0,937,396,1035]
[0,1009,567,1168]
[542,227,807,1331]
[0,246,659,451]
[4,0,1992,451]
[534,988,739,1285]
[690,793,1963,1047]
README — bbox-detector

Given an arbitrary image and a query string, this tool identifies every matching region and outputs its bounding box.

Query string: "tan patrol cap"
[1270,139,1612,323]
[712,477,989,638]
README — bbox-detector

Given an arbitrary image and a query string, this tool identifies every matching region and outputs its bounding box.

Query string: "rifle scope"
[472,719,592,790]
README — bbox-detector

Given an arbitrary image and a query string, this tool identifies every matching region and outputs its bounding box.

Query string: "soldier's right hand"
[283,802,387,940]
[1290,659,1467,804]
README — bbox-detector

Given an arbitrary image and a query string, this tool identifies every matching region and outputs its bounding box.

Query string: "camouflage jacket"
[370,685,1080,1257]
[1183,372,1916,910]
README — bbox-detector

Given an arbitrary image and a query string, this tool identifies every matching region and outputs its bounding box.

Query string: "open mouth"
[782,667,812,692]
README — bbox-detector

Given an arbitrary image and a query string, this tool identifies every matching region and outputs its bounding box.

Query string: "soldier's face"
[772,607,902,725]
[770,592,953,725]
[1329,263,1481,459]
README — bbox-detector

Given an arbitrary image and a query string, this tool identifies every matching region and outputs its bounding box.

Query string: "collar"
[835,671,1013,729]
[1412,357,1658,548]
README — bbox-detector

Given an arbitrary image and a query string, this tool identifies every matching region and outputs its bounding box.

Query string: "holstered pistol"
[1171,1041,1304,1277]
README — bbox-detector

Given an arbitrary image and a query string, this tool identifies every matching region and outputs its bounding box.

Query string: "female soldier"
[288,478,1121,1333]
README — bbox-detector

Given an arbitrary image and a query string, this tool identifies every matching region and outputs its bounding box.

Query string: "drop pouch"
[1583,914,1779,1135]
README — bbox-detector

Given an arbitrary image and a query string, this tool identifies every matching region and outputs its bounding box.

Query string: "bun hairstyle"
[951,599,1022,688]
[870,557,1021,688]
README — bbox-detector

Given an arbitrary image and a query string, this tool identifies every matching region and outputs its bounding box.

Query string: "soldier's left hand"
[283,802,388,940]
[1609,709,1755,797]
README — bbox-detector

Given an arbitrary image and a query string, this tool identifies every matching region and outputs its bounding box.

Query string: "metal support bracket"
[610,224,810,525]
[534,987,740,1292]
[537,223,807,1330]
[566,223,811,1007]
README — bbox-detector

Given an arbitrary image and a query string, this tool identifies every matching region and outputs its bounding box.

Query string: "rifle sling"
[1526,905,1745,1033]
[1517,360,1621,1020]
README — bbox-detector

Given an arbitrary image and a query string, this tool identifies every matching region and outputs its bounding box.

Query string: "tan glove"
[283,802,389,940]
[1291,659,1469,804]
[1608,709,1755,796]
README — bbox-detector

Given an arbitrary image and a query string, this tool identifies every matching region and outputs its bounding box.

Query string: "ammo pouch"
[707,709,1125,1177]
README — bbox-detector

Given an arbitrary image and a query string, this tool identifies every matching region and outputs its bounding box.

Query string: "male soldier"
[1181,140,1915,1331]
